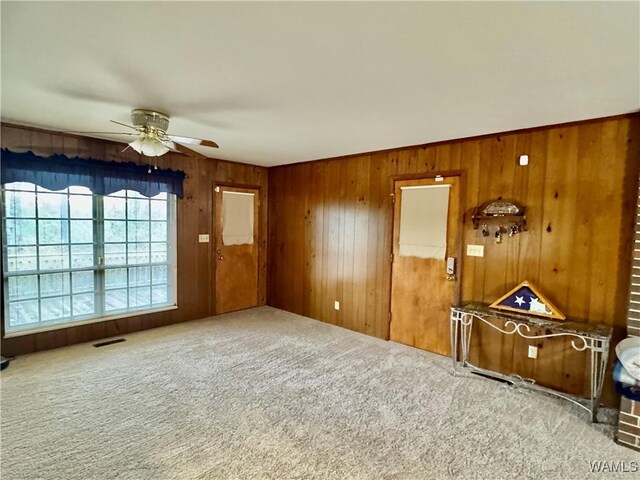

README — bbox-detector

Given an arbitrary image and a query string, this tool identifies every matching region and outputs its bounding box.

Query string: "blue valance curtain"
[1,149,186,198]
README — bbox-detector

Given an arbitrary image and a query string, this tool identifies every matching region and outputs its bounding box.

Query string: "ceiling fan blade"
[167,134,218,148]
[110,120,139,131]
[61,130,139,136]
[160,140,179,153]
[174,143,207,159]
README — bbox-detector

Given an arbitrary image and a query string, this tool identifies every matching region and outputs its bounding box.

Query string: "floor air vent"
[93,338,126,348]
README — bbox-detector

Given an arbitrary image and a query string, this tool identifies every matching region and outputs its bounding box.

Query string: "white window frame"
[1,185,178,337]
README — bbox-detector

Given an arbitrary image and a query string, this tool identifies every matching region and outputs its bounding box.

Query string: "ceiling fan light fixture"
[129,136,170,157]
[95,108,218,159]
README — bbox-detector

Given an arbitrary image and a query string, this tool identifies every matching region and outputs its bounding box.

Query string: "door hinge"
[390,193,395,203]
[390,253,394,264]
[388,312,392,323]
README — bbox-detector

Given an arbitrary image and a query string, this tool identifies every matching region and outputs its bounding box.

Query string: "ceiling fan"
[68,109,219,158]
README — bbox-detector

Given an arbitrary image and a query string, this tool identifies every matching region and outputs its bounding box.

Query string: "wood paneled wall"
[0,123,268,356]
[268,114,640,405]
[3,116,639,405]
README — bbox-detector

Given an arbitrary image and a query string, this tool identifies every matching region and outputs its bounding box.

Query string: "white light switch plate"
[334,301,340,311]
[466,244,484,257]
[198,234,210,243]
[528,345,538,359]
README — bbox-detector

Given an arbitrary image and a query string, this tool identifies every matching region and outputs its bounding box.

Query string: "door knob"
[217,255,223,260]
[216,249,221,254]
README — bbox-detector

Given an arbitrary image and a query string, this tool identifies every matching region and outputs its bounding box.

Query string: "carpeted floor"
[1,306,638,479]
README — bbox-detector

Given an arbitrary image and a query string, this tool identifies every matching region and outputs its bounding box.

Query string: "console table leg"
[460,314,473,368]
[589,338,610,423]
[590,346,598,423]
[450,313,459,375]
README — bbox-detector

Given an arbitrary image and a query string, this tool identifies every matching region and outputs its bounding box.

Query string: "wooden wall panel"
[1,123,268,356]
[267,114,640,405]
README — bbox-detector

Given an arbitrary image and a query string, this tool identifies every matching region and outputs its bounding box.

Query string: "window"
[2,182,177,335]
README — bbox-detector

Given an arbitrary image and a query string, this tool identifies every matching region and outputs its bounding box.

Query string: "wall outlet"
[198,234,210,243]
[466,244,484,257]
[334,301,340,311]
[528,345,538,359]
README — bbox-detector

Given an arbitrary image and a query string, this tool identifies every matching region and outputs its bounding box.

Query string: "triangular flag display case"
[489,281,566,320]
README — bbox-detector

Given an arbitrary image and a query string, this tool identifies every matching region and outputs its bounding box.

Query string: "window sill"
[3,304,179,338]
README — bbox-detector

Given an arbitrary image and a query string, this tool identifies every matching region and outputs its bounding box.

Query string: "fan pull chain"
[147,159,159,174]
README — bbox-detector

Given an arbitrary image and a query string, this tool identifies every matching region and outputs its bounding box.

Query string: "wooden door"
[214,185,259,314]
[389,175,461,356]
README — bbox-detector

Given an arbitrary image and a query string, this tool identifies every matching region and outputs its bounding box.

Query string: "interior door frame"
[386,170,465,340]
[211,181,263,314]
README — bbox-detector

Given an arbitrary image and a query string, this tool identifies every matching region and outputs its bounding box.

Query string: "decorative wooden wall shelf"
[472,199,526,230]
[472,199,526,241]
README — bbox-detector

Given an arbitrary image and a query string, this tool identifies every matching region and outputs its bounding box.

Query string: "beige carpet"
[1,306,638,479]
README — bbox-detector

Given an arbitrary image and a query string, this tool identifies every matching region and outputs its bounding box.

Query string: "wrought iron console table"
[450,303,612,422]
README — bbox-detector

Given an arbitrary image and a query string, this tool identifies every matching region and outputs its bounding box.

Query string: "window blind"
[398,185,450,259]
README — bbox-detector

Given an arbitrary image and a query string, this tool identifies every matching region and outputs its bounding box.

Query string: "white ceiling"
[1,2,638,167]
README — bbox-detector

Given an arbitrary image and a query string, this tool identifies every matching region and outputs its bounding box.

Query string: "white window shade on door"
[398,184,450,259]
[222,191,254,245]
